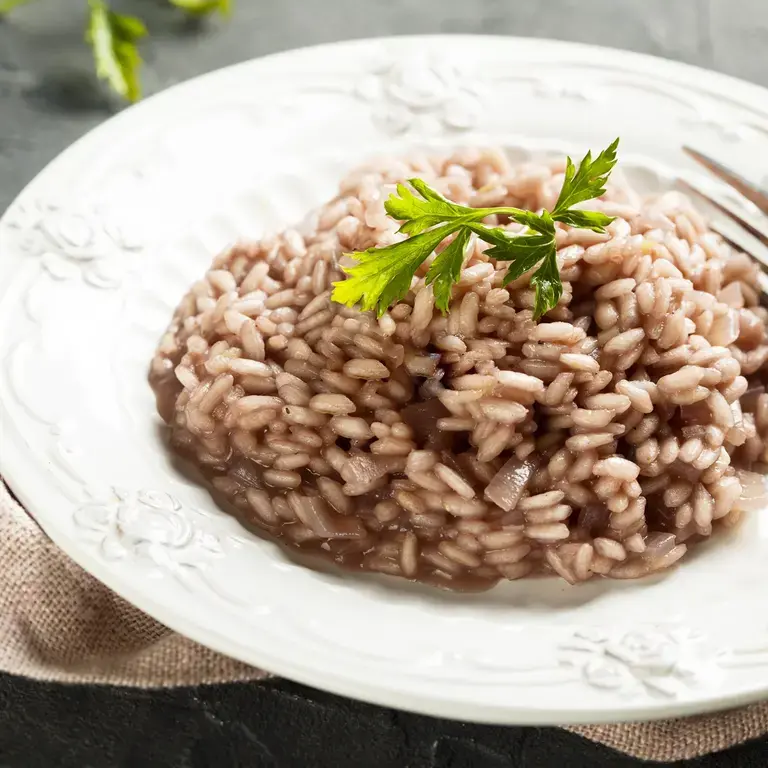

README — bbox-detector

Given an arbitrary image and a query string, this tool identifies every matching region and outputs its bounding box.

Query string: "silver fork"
[681,146,768,280]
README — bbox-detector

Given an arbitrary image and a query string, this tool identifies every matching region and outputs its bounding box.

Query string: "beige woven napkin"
[1,478,766,762]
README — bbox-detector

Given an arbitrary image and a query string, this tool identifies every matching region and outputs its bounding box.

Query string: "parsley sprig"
[1,0,231,103]
[86,0,147,103]
[332,139,619,320]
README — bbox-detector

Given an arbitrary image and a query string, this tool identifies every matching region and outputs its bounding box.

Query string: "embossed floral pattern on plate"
[3,199,143,289]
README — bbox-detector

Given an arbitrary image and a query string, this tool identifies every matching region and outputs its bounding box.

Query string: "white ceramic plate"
[2,36,768,725]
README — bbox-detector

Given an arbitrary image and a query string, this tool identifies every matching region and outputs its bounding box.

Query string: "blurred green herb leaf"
[169,0,231,15]
[2,0,234,99]
[86,0,147,103]
[0,0,36,13]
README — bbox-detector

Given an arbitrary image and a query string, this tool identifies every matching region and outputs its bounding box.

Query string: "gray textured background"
[1,0,768,214]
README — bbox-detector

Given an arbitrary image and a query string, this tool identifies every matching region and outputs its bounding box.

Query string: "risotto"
[149,148,768,588]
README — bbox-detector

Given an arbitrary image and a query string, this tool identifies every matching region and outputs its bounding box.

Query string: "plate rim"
[3,34,768,724]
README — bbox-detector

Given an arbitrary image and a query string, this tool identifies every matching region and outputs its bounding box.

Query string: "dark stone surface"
[2,673,768,767]
[1,1,768,765]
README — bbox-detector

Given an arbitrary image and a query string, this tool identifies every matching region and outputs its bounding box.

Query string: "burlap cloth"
[2,479,766,763]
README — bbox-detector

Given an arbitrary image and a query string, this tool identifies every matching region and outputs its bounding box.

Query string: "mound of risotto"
[150,148,768,589]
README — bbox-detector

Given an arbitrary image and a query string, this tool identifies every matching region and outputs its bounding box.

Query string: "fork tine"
[711,223,768,275]
[679,180,768,292]
[679,179,768,253]
[683,146,768,217]
[714,226,768,296]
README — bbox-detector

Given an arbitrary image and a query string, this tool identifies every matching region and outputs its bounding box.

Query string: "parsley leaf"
[425,228,472,313]
[332,223,460,317]
[472,214,561,314]
[86,0,147,103]
[169,0,232,16]
[384,179,536,236]
[385,180,472,235]
[530,249,563,319]
[554,209,614,232]
[332,139,620,321]
[552,137,619,215]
